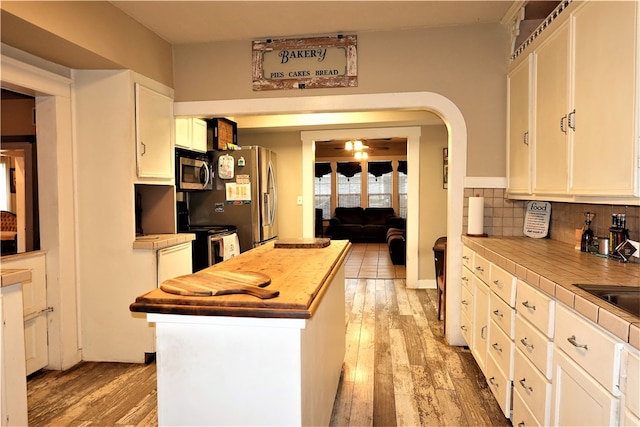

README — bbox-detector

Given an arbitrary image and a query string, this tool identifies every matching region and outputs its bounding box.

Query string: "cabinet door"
[507,54,532,195]
[533,22,570,195]
[472,278,490,375]
[551,348,619,426]
[571,1,638,196]
[191,119,208,153]
[175,117,191,149]
[135,83,173,180]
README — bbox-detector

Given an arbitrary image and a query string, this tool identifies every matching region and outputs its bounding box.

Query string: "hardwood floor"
[27,243,509,426]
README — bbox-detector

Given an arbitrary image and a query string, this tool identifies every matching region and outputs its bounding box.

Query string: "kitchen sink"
[574,284,640,318]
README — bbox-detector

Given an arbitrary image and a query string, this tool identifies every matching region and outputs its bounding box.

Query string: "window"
[398,160,407,218]
[367,161,393,208]
[314,162,332,219]
[336,162,362,207]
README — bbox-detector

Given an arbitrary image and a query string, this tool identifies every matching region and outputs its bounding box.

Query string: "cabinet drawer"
[473,253,490,284]
[489,318,515,378]
[462,245,474,269]
[555,304,623,395]
[516,279,555,338]
[461,312,473,347]
[515,314,554,379]
[461,284,473,320]
[461,266,473,293]
[490,291,516,339]
[486,353,512,419]
[489,264,517,307]
[514,348,552,426]
[513,387,541,427]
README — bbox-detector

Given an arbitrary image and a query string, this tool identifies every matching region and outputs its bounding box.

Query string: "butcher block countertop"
[463,236,640,349]
[131,239,351,319]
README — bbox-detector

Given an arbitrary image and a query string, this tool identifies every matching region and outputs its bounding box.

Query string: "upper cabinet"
[175,117,207,153]
[507,0,639,203]
[135,83,174,181]
[507,54,532,195]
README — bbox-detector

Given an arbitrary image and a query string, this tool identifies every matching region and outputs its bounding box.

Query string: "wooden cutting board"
[160,271,278,299]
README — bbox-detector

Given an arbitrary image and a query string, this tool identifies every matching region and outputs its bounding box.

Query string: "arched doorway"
[176,91,467,345]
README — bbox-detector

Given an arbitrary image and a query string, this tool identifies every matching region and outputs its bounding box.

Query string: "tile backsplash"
[463,188,640,249]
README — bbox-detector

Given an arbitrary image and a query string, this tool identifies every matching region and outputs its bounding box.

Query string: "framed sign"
[252,35,357,91]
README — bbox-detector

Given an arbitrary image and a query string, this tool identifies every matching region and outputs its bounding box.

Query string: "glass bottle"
[581,212,594,253]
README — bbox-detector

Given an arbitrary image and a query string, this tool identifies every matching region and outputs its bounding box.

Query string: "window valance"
[315,162,332,178]
[336,162,362,178]
[398,160,407,175]
[367,161,393,177]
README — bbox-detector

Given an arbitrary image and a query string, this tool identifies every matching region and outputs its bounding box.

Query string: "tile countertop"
[1,268,32,288]
[462,236,640,350]
[133,233,195,250]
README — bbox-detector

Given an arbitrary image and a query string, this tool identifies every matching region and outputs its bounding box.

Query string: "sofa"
[328,207,405,243]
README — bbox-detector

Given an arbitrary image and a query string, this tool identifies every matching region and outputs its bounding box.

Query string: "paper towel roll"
[467,197,485,236]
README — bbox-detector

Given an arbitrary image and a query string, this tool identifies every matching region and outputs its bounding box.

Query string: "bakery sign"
[252,35,357,91]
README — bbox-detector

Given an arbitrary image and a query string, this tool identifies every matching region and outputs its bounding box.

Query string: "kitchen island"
[131,239,351,426]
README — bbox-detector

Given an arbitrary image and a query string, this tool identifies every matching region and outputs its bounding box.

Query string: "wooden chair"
[433,236,447,329]
[1,211,18,254]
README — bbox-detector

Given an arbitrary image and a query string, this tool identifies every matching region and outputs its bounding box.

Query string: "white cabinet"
[135,83,174,180]
[570,1,638,196]
[552,348,620,426]
[472,276,489,375]
[1,252,49,375]
[507,53,532,195]
[74,70,177,363]
[0,280,29,427]
[551,303,623,426]
[508,0,639,201]
[620,347,640,426]
[460,266,474,346]
[175,118,207,153]
[532,21,570,195]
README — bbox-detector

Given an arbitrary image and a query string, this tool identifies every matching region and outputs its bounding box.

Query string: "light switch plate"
[297,196,302,205]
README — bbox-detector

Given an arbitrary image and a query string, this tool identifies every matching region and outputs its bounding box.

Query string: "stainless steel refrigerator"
[188,146,277,253]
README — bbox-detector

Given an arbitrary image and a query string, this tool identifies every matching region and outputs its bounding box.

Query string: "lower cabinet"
[472,276,490,375]
[620,346,640,426]
[551,348,620,426]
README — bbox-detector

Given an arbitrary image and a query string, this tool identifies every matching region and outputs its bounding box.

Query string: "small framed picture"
[443,148,448,189]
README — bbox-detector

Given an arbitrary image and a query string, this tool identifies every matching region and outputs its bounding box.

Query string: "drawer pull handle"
[461,325,468,331]
[518,422,525,427]
[493,309,503,319]
[476,266,484,273]
[489,376,498,387]
[567,335,588,350]
[519,378,533,393]
[493,279,503,288]
[462,276,469,283]
[462,255,470,260]
[462,300,469,306]
[521,300,536,311]
[520,338,534,350]
[492,342,503,353]
[481,325,487,339]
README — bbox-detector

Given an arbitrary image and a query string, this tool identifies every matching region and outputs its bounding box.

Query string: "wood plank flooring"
[27,243,509,426]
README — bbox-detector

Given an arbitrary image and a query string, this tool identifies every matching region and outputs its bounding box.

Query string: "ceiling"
[109,1,518,45]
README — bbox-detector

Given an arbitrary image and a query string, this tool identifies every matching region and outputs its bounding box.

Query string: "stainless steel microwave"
[176,149,213,191]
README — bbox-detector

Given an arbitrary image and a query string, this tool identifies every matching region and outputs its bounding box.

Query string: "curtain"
[314,162,332,178]
[336,162,362,178]
[367,161,393,177]
[398,160,407,175]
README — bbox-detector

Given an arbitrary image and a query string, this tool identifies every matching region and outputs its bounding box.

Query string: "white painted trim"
[0,55,71,98]
[464,176,507,188]
[417,279,437,290]
[175,91,468,346]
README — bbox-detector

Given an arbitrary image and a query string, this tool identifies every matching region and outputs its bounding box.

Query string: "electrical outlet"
[297,196,303,205]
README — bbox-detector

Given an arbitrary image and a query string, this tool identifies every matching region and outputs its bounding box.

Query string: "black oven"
[185,225,237,272]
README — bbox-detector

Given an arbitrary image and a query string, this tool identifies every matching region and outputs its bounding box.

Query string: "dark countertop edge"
[462,236,640,350]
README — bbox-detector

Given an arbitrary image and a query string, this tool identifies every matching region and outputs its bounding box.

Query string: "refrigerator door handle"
[266,160,277,226]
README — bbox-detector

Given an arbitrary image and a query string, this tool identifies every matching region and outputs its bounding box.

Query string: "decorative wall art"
[443,148,448,189]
